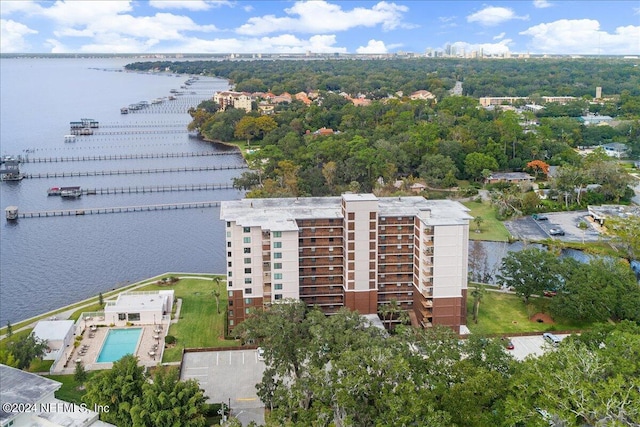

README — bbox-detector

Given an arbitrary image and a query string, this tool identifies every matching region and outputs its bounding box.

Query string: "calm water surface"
[0,58,244,325]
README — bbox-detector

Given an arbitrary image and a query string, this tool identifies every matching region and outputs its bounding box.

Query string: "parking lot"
[507,334,569,361]
[181,349,265,426]
[504,211,602,243]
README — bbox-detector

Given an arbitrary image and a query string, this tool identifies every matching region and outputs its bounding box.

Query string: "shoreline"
[0,272,217,339]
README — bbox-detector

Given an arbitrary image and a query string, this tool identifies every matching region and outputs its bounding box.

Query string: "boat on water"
[49,186,82,198]
[0,156,24,181]
[120,107,129,114]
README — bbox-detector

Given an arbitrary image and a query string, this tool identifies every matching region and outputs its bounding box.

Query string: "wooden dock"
[25,165,246,179]
[23,151,237,163]
[79,183,234,195]
[14,201,221,218]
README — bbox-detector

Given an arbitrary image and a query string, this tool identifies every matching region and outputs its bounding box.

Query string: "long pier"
[23,151,237,163]
[14,201,221,219]
[79,183,234,195]
[25,165,246,179]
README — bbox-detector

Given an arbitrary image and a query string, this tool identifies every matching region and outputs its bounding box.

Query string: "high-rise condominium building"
[220,194,472,334]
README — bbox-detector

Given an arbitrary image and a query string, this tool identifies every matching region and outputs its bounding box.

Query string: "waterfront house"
[31,320,75,361]
[104,290,174,326]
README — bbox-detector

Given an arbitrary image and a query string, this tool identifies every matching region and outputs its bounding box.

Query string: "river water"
[0,57,244,325]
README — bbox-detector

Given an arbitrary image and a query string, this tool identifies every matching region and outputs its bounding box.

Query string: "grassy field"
[462,201,511,242]
[139,276,240,362]
[47,372,97,405]
[466,290,591,335]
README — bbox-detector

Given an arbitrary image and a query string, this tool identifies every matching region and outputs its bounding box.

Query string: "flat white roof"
[107,293,168,312]
[32,320,75,341]
[220,194,472,229]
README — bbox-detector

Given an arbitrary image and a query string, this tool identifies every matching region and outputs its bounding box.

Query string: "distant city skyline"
[1,1,639,55]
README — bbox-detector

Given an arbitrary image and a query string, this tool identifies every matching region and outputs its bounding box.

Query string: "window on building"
[273,231,282,238]
[227,242,232,248]
[244,247,251,254]
[226,231,231,238]
[228,281,232,287]
[245,298,252,304]
[244,268,251,274]
[228,271,232,277]
[273,242,282,249]
[128,313,140,321]
[274,283,283,290]
[229,320,234,326]
[244,257,251,264]
[118,313,126,321]
[228,310,234,317]
[227,251,232,258]
[274,252,282,259]
[245,288,252,294]
[243,237,251,244]
[245,308,251,314]
[275,294,283,300]
[228,261,232,267]
[244,278,252,284]
[274,273,282,280]
[227,221,231,227]
[243,227,251,233]
[274,263,282,269]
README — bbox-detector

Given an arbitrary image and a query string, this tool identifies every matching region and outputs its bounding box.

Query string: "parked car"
[257,347,265,361]
[543,332,561,346]
[549,228,565,236]
[532,213,548,221]
[502,337,515,350]
[543,290,557,297]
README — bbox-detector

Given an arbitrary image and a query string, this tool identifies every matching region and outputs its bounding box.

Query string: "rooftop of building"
[220,194,472,231]
[105,290,172,312]
[32,320,75,341]
[0,364,60,423]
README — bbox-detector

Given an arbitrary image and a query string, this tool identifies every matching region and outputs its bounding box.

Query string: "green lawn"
[140,277,240,362]
[466,291,591,335]
[47,373,97,405]
[462,201,511,242]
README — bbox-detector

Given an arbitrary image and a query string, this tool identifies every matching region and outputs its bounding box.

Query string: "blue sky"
[1,1,639,55]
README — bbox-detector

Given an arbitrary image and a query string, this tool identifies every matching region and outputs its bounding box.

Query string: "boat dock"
[22,151,236,163]
[24,165,246,179]
[47,183,235,196]
[9,201,221,219]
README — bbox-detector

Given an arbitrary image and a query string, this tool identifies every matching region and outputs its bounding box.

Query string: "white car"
[257,347,265,361]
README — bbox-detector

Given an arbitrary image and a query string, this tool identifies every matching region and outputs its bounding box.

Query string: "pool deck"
[52,323,168,374]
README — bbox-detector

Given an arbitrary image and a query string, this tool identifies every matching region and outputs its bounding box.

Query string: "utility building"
[220,194,472,334]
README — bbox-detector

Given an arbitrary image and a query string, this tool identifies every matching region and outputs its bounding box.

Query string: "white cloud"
[356,39,388,54]
[40,1,134,26]
[520,19,640,54]
[451,39,512,56]
[0,19,38,53]
[176,33,347,54]
[493,32,506,40]
[149,1,231,11]
[533,0,552,9]
[236,1,411,36]
[243,5,254,13]
[467,6,529,27]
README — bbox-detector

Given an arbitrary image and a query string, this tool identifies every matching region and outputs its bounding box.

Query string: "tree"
[464,152,499,182]
[606,216,640,261]
[525,159,550,179]
[8,334,48,370]
[98,292,104,307]
[470,283,486,324]
[549,258,640,323]
[473,216,483,233]
[83,354,145,426]
[496,248,562,303]
[130,367,208,427]
[74,361,87,383]
[505,327,640,426]
[6,321,12,337]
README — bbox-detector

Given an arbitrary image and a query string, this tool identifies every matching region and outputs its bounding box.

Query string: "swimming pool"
[96,328,142,363]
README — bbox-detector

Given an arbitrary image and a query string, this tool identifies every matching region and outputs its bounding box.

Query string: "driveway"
[181,349,265,426]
